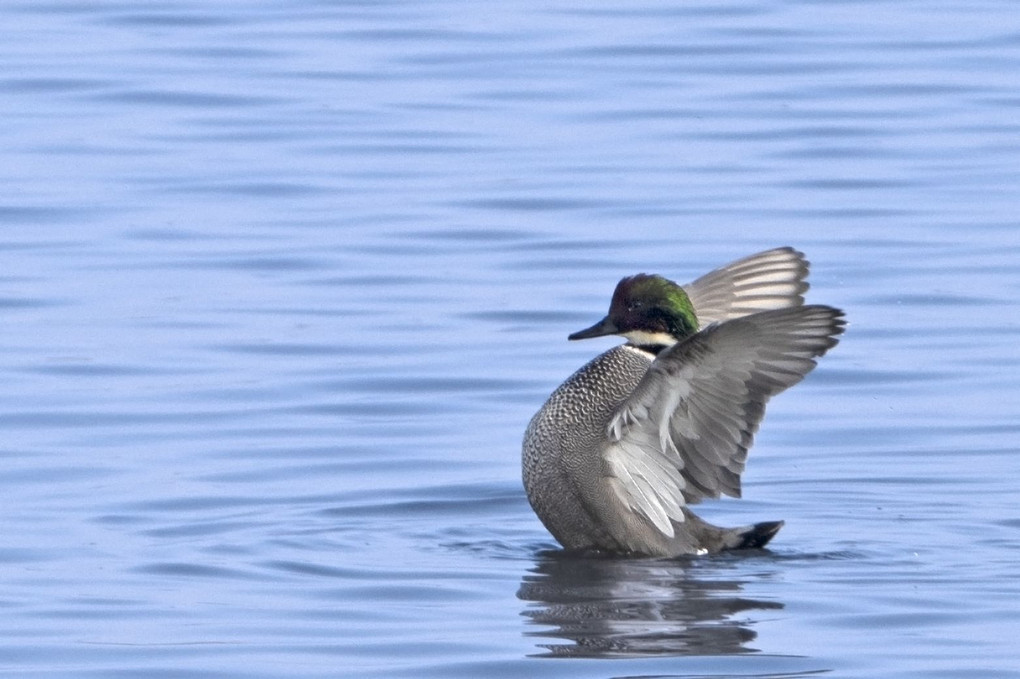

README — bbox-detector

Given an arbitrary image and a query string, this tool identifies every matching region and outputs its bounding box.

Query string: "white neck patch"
[622,329,678,348]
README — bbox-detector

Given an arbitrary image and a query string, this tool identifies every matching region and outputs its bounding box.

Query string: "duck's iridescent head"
[568,274,698,348]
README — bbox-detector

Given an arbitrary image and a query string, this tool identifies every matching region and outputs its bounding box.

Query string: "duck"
[522,247,844,556]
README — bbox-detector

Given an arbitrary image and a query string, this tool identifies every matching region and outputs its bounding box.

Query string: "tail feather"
[733,520,784,550]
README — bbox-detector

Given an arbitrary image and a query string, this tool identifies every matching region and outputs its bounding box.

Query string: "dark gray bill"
[568,316,618,340]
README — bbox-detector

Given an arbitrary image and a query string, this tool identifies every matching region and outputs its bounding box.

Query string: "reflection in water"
[518,551,783,658]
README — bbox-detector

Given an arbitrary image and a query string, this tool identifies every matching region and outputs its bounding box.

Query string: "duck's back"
[522,344,652,551]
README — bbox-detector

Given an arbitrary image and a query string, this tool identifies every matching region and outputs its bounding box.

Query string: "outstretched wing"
[601,305,845,537]
[684,247,810,327]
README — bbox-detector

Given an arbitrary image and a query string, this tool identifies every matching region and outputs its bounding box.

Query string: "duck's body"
[522,248,844,557]
[523,343,781,555]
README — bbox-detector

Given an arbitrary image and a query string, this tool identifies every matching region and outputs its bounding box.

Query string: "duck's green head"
[568,274,699,347]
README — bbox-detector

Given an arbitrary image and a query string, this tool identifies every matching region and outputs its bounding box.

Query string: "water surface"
[2,1,1019,677]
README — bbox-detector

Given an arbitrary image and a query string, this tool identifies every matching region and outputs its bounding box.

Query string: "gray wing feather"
[603,305,845,537]
[684,247,810,326]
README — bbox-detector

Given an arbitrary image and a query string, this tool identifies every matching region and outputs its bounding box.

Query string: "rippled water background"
[3,1,1019,677]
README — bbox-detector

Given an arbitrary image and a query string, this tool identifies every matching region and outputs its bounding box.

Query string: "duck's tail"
[731,520,784,550]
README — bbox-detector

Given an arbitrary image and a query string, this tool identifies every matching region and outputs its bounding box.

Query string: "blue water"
[3,1,1019,677]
